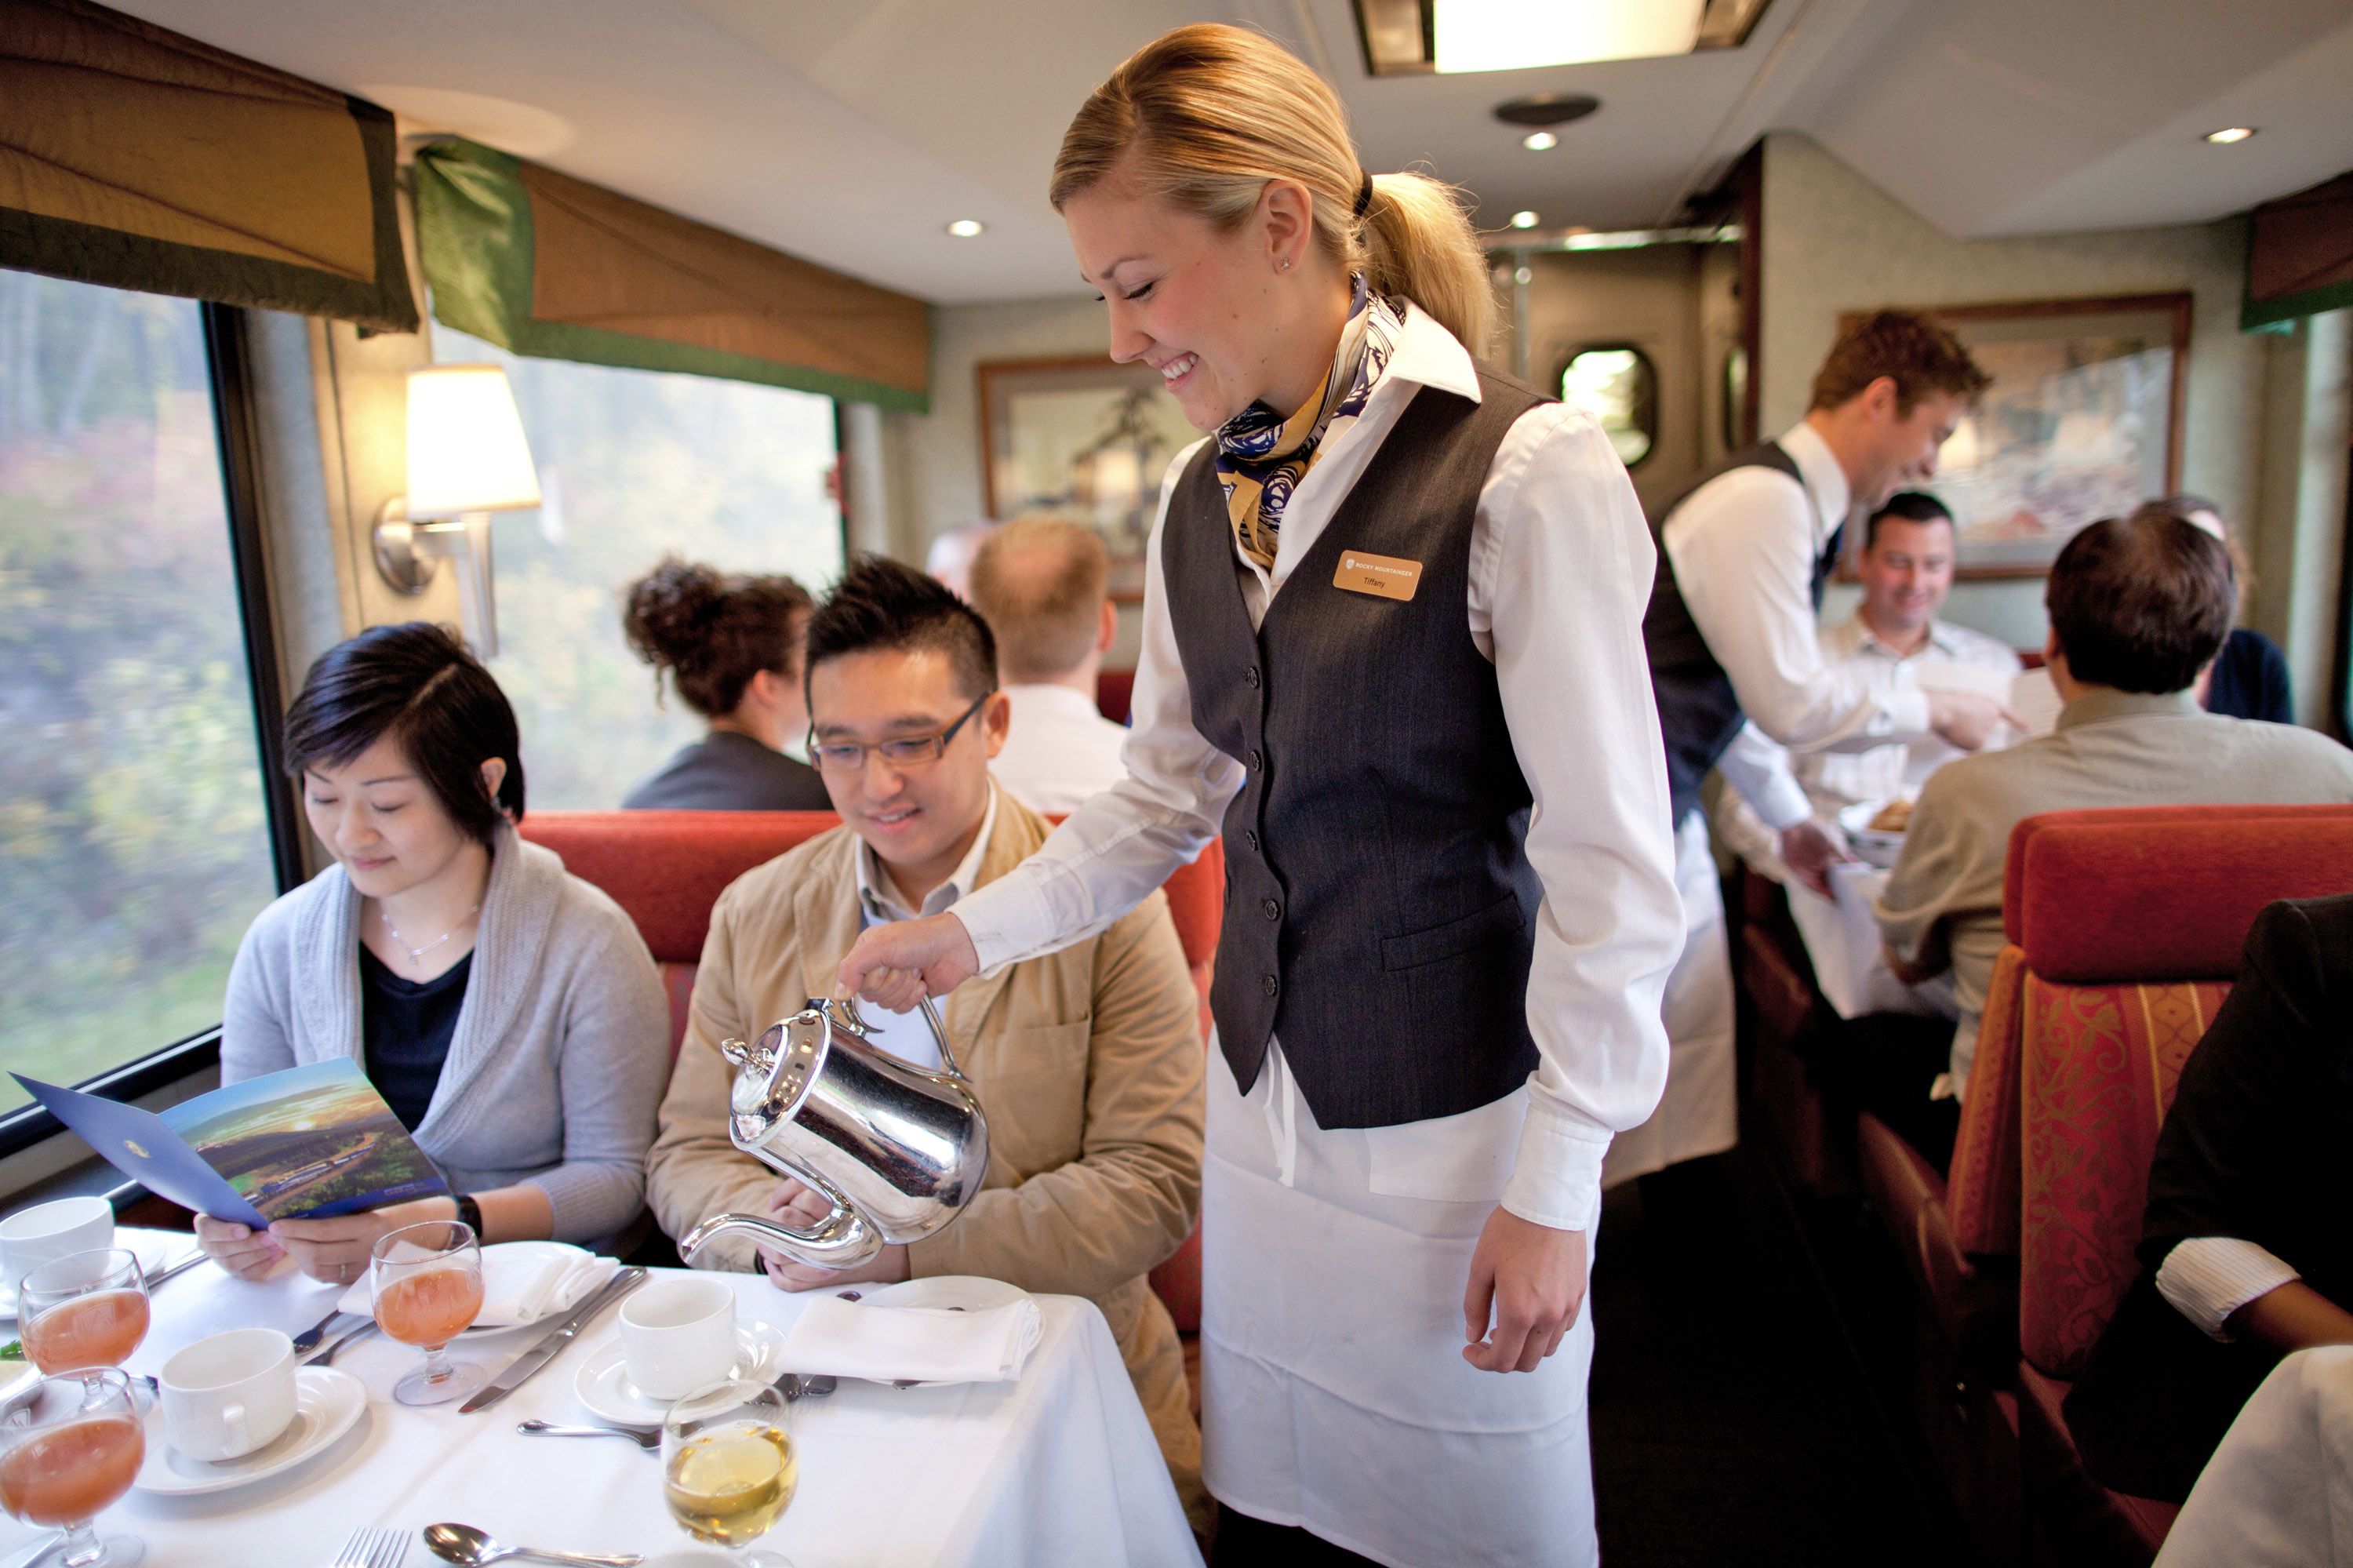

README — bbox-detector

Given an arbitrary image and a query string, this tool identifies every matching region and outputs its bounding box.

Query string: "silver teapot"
[679,994,990,1271]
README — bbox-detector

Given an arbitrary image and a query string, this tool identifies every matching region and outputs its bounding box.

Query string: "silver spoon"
[514,1418,658,1451]
[420,1521,642,1566]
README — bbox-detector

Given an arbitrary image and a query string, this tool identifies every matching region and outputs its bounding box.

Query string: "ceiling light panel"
[1436,0,1704,73]
[1354,0,1770,76]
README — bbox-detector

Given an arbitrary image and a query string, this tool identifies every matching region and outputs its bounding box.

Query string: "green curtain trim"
[2242,275,2353,332]
[413,138,927,413]
[0,96,416,332]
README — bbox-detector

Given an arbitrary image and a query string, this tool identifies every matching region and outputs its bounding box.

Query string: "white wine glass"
[0,1368,147,1567]
[18,1250,150,1382]
[660,1377,797,1567]
[369,1220,486,1406]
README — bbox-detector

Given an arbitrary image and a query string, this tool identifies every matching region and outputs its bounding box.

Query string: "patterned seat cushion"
[2019,975,2231,1380]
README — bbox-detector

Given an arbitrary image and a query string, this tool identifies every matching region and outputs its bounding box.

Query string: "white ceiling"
[109,0,2353,306]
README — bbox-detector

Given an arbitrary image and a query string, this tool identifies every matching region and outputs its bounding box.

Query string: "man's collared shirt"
[849,784,1002,1068]
[990,684,1132,817]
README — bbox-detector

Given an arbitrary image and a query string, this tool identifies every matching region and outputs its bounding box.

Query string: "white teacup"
[0,1196,114,1298]
[162,1327,297,1461]
[617,1276,738,1402]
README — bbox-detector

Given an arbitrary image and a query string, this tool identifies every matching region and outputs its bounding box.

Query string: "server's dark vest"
[1162,369,1547,1130]
[1641,442,1843,827]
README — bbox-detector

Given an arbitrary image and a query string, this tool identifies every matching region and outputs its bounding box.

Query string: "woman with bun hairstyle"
[202,624,670,1285]
[838,24,1679,1565]
[620,557,831,810]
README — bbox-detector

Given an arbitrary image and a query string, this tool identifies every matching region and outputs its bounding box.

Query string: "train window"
[431,326,847,808]
[0,273,282,1116]
[1560,345,1659,468]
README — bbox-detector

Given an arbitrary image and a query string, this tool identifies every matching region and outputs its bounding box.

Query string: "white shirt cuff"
[2156,1237,2302,1341]
[1500,1097,1609,1232]
[1751,772,1814,834]
[950,873,1057,975]
[1887,686,1933,739]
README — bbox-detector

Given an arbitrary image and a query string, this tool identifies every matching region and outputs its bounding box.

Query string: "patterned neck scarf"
[1213,277,1402,572]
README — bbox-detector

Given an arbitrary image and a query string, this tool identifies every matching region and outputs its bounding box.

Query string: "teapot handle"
[835,993,969,1082]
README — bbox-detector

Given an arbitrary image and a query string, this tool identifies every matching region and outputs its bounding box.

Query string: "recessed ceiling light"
[2203,126,2257,144]
[946,219,985,238]
[1510,210,1540,230]
[1522,130,1559,151]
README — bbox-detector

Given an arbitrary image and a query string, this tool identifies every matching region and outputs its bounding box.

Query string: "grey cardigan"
[221,828,671,1246]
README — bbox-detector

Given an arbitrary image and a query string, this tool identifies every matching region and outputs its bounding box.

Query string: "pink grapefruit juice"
[376,1264,484,1346]
[21,1290,150,1373]
[0,1416,144,1527]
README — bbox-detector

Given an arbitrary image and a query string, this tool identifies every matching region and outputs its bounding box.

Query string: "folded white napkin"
[338,1243,613,1327]
[777,1297,1043,1384]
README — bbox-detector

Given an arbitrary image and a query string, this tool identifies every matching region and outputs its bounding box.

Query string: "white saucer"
[859,1275,1030,1312]
[132,1366,366,1496]
[573,1320,790,1426]
[0,1232,187,1321]
[335,1239,602,1337]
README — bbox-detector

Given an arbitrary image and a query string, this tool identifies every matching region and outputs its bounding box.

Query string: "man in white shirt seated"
[966,517,1133,815]
[1713,490,2022,893]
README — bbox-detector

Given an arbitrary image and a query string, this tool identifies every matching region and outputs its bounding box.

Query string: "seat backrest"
[521,810,842,1053]
[2009,804,2353,1379]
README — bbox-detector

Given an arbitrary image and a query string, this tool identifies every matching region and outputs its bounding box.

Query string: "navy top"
[2205,628,2293,725]
[358,946,471,1131]
[621,729,832,811]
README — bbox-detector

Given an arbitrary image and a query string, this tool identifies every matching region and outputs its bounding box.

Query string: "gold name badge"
[1333,550,1423,602]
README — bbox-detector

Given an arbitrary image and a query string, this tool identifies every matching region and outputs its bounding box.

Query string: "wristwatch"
[454,1193,484,1238]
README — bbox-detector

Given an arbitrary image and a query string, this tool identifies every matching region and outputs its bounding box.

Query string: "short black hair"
[1864,490,1954,553]
[2045,514,2234,695]
[283,623,525,842]
[803,554,998,705]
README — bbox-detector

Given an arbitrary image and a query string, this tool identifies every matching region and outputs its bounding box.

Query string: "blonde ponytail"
[1052,24,1496,355]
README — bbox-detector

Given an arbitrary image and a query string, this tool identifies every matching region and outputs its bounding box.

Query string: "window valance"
[413,138,929,412]
[0,0,416,331]
[2243,168,2353,331]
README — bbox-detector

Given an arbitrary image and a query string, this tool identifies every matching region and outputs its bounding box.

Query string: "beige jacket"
[646,796,1206,1512]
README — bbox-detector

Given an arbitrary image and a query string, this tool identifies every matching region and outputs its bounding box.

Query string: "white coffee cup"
[161,1327,297,1461]
[0,1196,114,1298]
[617,1275,738,1402]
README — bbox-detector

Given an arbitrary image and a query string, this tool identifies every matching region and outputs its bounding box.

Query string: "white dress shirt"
[947,302,1682,1233]
[849,785,1002,1070]
[1665,421,1937,783]
[988,684,1133,817]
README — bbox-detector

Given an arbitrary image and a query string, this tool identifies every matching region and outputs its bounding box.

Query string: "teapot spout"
[678,1206,881,1271]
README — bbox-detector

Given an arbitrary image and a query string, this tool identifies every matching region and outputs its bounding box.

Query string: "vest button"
[1261,898,1280,921]
[1245,665,1261,689]
[1243,830,1260,853]
[1247,748,1264,770]
[1260,973,1278,997]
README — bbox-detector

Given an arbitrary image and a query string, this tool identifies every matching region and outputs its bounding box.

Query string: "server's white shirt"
[948,302,1682,1233]
[1665,420,1937,788]
[988,683,1132,817]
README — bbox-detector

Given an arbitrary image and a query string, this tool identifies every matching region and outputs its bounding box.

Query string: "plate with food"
[1838,795,1916,870]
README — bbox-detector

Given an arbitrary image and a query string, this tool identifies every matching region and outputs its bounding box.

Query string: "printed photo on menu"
[13,1059,449,1228]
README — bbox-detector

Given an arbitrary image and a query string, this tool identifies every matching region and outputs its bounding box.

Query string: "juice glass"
[19,1250,150,1380]
[369,1220,486,1406]
[0,1368,147,1567]
[660,1377,798,1567]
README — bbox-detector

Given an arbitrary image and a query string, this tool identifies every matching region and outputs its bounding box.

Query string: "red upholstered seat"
[1096,668,1135,726]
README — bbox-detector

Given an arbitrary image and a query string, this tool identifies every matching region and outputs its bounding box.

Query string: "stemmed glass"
[0,1368,147,1566]
[660,1378,798,1567]
[369,1219,486,1406]
[18,1251,150,1381]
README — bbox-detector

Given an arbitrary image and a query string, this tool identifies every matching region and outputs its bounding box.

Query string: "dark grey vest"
[1162,369,1547,1130]
[1641,441,1843,826]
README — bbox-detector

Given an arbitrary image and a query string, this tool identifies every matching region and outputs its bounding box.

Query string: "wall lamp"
[372,364,540,656]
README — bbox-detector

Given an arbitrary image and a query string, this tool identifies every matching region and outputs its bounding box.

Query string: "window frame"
[0,300,300,1162]
[1556,341,1661,471]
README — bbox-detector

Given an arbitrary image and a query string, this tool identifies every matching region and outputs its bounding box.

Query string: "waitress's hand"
[1462,1207,1587,1373]
[194,1214,284,1282]
[837,913,980,1013]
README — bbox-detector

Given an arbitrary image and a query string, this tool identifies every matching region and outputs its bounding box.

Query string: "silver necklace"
[381,903,481,966]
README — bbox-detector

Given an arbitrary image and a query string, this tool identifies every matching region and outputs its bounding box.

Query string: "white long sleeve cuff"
[2157,1237,2302,1341]
[1500,1096,1610,1231]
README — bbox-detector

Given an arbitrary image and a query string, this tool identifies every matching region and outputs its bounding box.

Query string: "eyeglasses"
[808,691,992,774]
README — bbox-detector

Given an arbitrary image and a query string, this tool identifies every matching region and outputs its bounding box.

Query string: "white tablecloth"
[1785,863,1955,1021]
[2,1250,1200,1568]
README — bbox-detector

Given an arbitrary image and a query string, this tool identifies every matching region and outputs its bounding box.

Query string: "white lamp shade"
[406,365,541,518]
[1434,0,1704,73]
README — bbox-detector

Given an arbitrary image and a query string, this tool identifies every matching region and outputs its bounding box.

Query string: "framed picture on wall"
[976,356,1201,601]
[1839,293,2190,578]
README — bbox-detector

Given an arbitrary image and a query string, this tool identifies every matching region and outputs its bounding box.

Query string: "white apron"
[1199,1039,1598,1567]
[1602,813,1738,1188]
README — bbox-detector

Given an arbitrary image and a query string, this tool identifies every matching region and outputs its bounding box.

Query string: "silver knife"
[457,1266,648,1413]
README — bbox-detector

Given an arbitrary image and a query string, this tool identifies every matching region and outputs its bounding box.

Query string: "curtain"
[413,138,929,411]
[2243,169,2353,331]
[0,0,416,331]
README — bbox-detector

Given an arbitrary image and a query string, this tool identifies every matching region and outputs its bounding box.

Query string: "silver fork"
[330,1526,406,1568]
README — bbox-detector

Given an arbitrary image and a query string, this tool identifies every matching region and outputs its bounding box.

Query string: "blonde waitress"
[843,25,1680,1566]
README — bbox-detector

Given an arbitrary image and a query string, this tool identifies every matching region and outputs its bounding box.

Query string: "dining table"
[1,1231,1202,1568]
